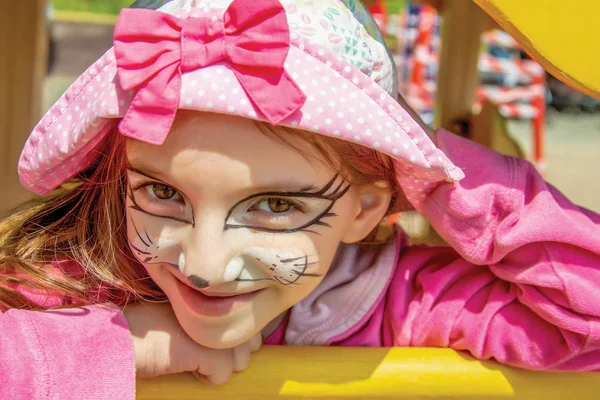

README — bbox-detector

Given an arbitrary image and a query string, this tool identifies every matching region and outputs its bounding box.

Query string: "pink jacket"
[2,131,600,399]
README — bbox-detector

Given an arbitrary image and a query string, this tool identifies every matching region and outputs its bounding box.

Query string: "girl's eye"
[226,194,336,232]
[258,198,293,213]
[126,173,192,224]
[146,184,180,201]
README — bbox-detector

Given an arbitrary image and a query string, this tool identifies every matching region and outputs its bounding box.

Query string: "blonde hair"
[0,117,399,310]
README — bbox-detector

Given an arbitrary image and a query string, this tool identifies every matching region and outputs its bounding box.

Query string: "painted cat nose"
[188,274,210,289]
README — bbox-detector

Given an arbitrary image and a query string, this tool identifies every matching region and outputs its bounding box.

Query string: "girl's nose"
[182,211,234,285]
[188,274,210,289]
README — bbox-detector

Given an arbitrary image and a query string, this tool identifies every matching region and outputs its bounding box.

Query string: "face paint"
[127,197,323,287]
[223,255,245,282]
[127,214,185,270]
[123,113,364,349]
[234,247,321,286]
[126,164,348,282]
[178,252,186,271]
[126,167,195,226]
[224,174,350,235]
[187,274,209,289]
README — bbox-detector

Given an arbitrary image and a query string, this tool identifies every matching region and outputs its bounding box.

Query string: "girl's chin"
[194,336,253,349]
[185,327,259,349]
[174,308,264,349]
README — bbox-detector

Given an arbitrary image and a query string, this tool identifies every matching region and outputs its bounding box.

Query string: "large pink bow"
[113,0,306,145]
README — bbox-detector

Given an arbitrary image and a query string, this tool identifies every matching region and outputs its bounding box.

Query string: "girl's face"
[125,113,386,349]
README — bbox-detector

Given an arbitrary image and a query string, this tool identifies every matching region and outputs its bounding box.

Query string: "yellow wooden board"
[474,0,600,99]
[137,346,600,399]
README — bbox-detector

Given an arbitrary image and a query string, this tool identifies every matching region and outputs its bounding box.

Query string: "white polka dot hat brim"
[18,0,464,208]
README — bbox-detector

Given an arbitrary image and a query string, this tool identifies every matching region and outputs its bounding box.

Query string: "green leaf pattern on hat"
[339,0,398,94]
[286,0,394,94]
[130,0,173,9]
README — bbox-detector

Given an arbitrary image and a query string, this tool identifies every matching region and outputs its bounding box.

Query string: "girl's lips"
[175,278,262,317]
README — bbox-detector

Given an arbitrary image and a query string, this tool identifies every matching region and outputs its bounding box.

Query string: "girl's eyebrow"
[233,174,347,201]
[126,164,170,183]
[127,162,318,193]
[249,182,317,193]
[126,162,328,197]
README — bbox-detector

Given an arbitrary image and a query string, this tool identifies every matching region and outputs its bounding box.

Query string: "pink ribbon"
[114,0,306,145]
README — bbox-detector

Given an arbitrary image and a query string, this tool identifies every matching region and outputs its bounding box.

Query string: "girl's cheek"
[126,211,185,269]
[236,247,320,285]
[248,233,337,285]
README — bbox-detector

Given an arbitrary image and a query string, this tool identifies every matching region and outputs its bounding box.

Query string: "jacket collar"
[284,228,407,345]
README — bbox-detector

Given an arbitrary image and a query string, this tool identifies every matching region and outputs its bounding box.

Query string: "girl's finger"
[197,348,233,385]
[249,333,263,352]
[191,371,211,384]
[232,343,251,372]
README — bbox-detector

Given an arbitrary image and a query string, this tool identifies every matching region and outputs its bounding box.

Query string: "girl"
[2,0,600,398]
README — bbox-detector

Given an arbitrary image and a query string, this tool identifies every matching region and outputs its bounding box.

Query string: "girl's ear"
[341,181,393,244]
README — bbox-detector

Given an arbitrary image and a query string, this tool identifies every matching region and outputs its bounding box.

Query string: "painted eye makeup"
[126,168,195,225]
[224,174,350,234]
[125,166,350,234]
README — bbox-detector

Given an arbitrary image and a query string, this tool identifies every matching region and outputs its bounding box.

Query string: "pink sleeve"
[0,304,136,399]
[389,130,600,371]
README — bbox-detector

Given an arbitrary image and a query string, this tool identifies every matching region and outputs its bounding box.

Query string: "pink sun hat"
[18,0,464,209]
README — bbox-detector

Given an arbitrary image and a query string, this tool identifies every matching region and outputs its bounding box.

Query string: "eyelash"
[131,181,184,203]
[248,197,307,215]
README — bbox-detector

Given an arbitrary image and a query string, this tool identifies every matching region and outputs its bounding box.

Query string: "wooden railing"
[137,347,599,399]
[0,0,45,213]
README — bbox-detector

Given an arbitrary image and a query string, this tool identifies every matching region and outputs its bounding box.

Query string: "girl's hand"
[123,301,262,384]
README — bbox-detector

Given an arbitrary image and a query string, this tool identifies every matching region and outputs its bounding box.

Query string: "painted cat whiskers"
[125,171,350,288]
[128,216,183,270]
[128,218,323,287]
[233,248,322,286]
